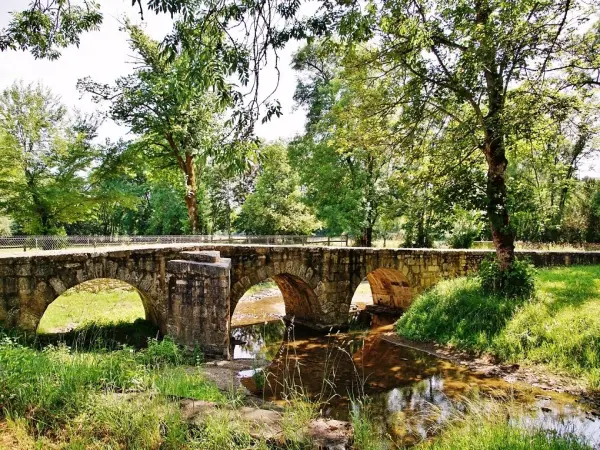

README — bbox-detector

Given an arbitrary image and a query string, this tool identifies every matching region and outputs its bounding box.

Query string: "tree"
[79,23,248,233]
[235,143,320,235]
[307,0,600,270]
[290,44,402,246]
[504,85,599,242]
[0,82,97,234]
[0,0,198,60]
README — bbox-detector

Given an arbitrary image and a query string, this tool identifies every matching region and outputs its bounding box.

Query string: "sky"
[0,0,306,142]
[0,0,598,177]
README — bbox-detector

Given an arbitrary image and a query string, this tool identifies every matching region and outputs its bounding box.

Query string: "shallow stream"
[231,292,600,447]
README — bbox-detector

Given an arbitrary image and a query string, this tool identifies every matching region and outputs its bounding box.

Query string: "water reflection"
[231,320,286,360]
[237,322,600,447]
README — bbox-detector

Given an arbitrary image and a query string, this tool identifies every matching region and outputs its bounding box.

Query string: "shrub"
[446,208,483,249]
[153,367,224,401]
[137,336,184,367]
[479,256,536,299]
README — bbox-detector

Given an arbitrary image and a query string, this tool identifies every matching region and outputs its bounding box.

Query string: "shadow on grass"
[536,266,600,312]
[36,319,159,351]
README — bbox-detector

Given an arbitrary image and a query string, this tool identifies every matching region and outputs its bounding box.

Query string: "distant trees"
[78,23,254,233]
[0,82,97,234]
[235,143,319,235]
[289,45,399,246]
[1,0,599,262]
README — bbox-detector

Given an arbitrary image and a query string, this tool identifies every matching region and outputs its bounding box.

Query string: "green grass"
[0,333,223,443]
[37,279,146,334]
[396,265,600,386]
[243,280,278,296]
[415,417,590,450]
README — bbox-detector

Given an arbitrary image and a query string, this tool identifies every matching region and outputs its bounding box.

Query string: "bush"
[137,336,184,367]
[479,257,536,299]
[446,208,483,249]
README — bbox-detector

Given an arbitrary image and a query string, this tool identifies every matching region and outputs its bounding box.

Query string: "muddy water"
[231,291,600,447]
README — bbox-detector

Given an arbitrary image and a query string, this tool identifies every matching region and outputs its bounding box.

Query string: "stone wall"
[199,245,600,328]
[0,245,201,333]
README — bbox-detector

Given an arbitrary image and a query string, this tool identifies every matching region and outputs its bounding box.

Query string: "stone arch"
[230,262,321,323]
[36,278,152,333]
[366,268,412,309]
[17,267,159,333]
[353,259,416,310]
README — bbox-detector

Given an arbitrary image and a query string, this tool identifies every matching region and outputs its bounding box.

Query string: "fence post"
[35,238,38,250]
[327,236,331,246]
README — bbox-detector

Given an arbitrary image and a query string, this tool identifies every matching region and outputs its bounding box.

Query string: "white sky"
[0,0,598,177]
[0,0,306,142]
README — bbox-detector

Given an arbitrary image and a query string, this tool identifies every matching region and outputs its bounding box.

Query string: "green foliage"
[153,367,224,401]
[351,407,390,450]
[78,22,256,233]
[73,395,188,450]
[0,331,223,439]
[0,82,98,234]
[479,257,536,299]
[396,278,524,353]
[235,143,320,235]
[447,208,483,249]
[0,0,103,60]
[138,336,184,368]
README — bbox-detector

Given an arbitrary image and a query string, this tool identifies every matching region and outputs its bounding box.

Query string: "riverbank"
[3,271,600,448]
[396,265,600,398]
[3,322,598,449]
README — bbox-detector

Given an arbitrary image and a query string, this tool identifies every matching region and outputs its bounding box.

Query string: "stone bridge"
[1,244,598,358]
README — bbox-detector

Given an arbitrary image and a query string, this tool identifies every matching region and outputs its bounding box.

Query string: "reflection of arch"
[230,263,321,323]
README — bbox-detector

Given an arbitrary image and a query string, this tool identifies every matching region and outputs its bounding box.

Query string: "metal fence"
[0,234,349,252]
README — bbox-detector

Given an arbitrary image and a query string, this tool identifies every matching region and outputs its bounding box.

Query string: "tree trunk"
[183,153,199,234]
[474,0,516,271]
[483,134,515,270]
[359,226,373,247]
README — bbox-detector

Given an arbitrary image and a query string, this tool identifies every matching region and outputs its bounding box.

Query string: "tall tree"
[79,23,248,233]
[307,0,599,270]
[290,44,402,246]
[235,143,320,235]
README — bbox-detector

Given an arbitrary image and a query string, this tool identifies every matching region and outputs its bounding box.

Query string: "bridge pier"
[165,251,232,358]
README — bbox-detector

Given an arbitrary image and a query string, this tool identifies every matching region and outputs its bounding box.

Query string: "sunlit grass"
[396,265,600,387]
[414,399,592,450]
[37,279,145,334]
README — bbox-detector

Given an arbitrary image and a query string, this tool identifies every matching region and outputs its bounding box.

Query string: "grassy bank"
[0,334,227,447]
[37,279,145,334]
[396,265,600,387]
